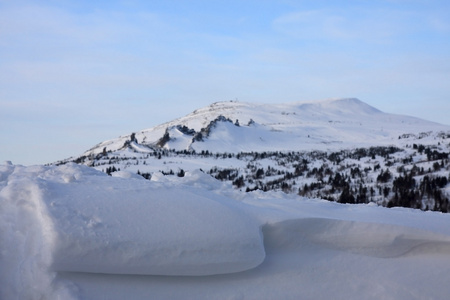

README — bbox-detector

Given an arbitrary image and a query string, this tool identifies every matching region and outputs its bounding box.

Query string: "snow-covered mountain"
[59,98,450,213]
[78,98,450,157]
[4,99,450,299]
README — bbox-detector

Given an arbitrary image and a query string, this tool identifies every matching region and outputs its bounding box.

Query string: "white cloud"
[272,8,426,44]
[427,15,450,33]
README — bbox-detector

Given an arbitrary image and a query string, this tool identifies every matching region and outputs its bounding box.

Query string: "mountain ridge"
[76,98,449,159]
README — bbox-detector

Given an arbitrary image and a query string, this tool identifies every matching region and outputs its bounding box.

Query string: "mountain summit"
[79,98,448,158]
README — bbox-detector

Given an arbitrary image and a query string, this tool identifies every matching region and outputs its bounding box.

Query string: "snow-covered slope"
[79,98,450,158]
[57,98,450,214]
[3,162,450,299]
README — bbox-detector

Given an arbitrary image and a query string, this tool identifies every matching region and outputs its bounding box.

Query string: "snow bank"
[3,162,450,300]
[111,170,146,180]
[0,163,264,299]
[58,214,450,300]
[47,164,265,276]
[0,164,79,300]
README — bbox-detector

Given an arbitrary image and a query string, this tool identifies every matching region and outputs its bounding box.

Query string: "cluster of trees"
[64,140,450,213]
[104,166,120,175]
[209,167,239,181]
[206,146,450,213]
[388,173,449,212]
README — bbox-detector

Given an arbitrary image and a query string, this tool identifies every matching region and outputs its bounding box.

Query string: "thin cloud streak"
[272,7,444,44]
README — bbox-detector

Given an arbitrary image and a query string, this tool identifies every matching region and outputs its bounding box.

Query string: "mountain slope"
[58,98,450,213]
[79,98,449,157]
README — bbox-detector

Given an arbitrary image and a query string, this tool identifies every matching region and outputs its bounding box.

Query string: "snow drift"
[0,163,264,299]
[2,162,450,299]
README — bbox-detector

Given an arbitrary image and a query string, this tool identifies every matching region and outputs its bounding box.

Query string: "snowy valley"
[2,98,450,299]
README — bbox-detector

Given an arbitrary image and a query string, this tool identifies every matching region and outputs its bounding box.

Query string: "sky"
[1,0,450,165]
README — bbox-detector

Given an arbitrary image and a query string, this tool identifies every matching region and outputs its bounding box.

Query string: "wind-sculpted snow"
[263,218,450,258]
[3,162,450,299]
[0,163,264,299]
[48,165,265,276]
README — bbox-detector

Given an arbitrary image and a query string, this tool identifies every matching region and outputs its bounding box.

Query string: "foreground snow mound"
[0,163,265,299]
[4,162,450,299]
[46,164,265,276]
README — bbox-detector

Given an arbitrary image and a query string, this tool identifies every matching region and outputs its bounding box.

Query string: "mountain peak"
[293,98,382,115]
[185,98,382,126]
[73,98,449,159]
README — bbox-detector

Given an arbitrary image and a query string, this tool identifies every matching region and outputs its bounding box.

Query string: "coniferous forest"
[66,143,450,213]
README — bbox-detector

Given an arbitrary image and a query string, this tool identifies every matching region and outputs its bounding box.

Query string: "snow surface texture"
[2,162,450,299]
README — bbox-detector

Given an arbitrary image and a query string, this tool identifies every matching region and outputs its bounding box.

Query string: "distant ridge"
[66,98,449,161]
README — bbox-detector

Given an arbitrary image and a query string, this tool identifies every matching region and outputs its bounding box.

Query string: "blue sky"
[1,0,450,165]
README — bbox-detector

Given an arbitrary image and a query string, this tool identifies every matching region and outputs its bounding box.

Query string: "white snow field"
[2,162,450,300]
